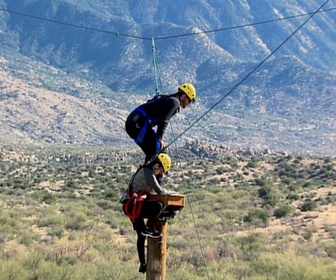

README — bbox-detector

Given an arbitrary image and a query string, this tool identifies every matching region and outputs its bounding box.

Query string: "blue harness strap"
[135,119,150,144]
[134,107,160,148]
[155,137,161,154]
[134,107,149,144]
[135,107,148,118]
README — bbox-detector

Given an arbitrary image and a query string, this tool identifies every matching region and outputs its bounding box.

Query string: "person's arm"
[144,168,177,195]
[156,121,168,141]
[156,98,180,140]
[144,168,165,194]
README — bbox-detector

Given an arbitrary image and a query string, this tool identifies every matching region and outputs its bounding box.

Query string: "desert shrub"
[216,239,238,259]
[235,233,268,261]
[29,190,56,204]
[258,185,279,207]
[227,156,239,168]
[302,181,311,188]
[215,167,226,175]
[65,180,79,189]
[322,242,336,259]
[300,199,317,212]
[19,230,40,246]
[243,209,269,225]
[281,177,293,186]
[255,177,267,187]
[96,199,114,210]
[0,210,22,234]
[274,204,292,218]
[250,251,336,280]
[168,263,210,280]
[302,226,317,241]
[0,260,31,279]
[324,225,336,240]
[47,226,64,238]
[221,209,240,221]
[36,213,64,228]
[246,157,258,168]
[65,212,89,231]
[287,192,300,201]
[94,261,138,280]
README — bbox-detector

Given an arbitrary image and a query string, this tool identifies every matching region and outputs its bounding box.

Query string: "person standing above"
[125,83,196,163]
[120,153,177,273]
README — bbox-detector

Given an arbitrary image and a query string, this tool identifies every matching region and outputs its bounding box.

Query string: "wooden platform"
[149,194,185,219]
[149,194,184,208]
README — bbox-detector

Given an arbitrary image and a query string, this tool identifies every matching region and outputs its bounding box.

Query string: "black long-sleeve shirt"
[138,94,180,140]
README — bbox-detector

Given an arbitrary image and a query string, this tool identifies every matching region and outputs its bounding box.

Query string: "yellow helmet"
[157,153,171,173]
[178,83,196,102]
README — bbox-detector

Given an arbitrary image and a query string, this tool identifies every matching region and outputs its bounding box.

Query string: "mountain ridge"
[0,0,335,155]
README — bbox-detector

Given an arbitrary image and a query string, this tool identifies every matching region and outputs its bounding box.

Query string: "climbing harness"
[123,189,149,223]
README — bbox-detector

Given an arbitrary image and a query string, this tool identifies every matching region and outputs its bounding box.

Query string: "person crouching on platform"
[125,83,197,164]
[120,153,176,273]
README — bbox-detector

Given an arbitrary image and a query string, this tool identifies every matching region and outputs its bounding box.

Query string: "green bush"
[243,209,269,225]
[246,158,258,169]
[65,212,89,231]
[36,213,64,227]
[19,230,40,246]
[274,204,292,218]
[1,146,335,280]
[258,185,279,207]
[300,199,317,212]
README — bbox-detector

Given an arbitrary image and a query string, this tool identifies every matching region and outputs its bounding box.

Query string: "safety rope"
[151,37,211,279]
[151,37,163,96]
[168,124,211,279]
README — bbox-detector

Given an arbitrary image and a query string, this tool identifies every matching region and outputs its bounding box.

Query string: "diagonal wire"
[164,0,331,152]
[168,123,211,280]
[159,4,331,278]
[154,7,336,40]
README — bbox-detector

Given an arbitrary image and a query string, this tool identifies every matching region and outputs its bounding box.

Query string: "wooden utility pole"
[146,221,167,280]
[146,194,185,280]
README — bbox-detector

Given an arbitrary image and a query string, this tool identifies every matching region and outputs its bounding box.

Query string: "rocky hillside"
[0,0,335,155]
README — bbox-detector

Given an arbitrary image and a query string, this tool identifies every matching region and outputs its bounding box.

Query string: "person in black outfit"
[125,83,197,163]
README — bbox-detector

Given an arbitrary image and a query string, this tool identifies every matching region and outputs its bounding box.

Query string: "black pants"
[132,200,163,264]
[125,110,161,163]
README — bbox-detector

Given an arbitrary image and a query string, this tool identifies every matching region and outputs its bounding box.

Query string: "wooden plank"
[149,194,185,207]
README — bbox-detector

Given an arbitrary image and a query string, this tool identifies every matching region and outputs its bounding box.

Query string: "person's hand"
[160,140,166,149]
[162,189,179,196]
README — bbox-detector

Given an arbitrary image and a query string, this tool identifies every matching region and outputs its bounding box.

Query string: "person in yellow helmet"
[120,153,177,273]
[125,83,196,164]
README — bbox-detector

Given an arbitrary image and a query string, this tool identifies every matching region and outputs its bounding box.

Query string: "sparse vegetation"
[0,144,336,279]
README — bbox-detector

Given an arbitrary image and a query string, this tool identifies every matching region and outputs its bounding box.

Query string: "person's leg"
[141,200,163,230]
[125,112,159,162]
[133,219,147,273]
[139,129,161,163]
[125,110,144,139]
